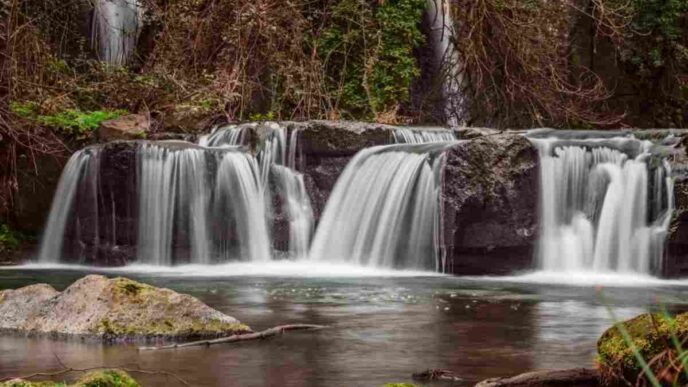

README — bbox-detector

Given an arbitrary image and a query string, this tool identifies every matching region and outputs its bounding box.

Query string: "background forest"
[0,0,686,235]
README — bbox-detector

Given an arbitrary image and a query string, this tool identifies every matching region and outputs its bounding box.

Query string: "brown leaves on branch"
[448,0,623,128]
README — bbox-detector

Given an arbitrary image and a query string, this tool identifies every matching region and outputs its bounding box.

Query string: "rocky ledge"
[0,275,250,341]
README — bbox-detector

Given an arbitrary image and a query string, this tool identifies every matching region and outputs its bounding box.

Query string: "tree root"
[138,324,327,351]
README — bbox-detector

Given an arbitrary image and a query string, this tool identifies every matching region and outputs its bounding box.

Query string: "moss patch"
[597,312,688,384]
[0,369,139,387]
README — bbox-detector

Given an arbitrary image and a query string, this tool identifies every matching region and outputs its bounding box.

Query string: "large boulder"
[441,134,539,275]
[0,275,250,341]
[597,312,688,386]
[97,114,149,141]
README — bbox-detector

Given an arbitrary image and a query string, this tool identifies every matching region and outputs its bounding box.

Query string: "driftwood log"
[139,324,326,351]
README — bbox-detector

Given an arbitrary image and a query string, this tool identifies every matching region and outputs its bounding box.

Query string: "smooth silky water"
[10,127,688,386]
[1,265,687,386]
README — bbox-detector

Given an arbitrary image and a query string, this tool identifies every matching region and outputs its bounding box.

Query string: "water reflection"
[0,270,687,386]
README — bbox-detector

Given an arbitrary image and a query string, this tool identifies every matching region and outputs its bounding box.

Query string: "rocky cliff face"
[440,135,540,275]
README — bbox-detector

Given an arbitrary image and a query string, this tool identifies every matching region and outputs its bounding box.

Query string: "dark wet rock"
[97,114,149,141]
[61,142,139,266]
[441,135,539,275]
[597,312,688,386]
[291,121,393,220]
[0,275,250,341]
[10,152,67,235]
[665,139,688,277]
[454,127,502,139]
[475,368,600,387]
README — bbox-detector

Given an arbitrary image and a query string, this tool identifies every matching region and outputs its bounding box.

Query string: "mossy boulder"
[597,312,688,385]
[0,275,251,341]
[1,369,140,387]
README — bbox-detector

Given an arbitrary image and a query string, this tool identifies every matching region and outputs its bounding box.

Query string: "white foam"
[474,270,688,288]
[3,261,444,278]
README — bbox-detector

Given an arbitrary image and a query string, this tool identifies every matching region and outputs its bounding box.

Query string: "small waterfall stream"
[92,0,143,65]
[529,134,674,274]
[38,149,100,262]
[136,143,271,265]
[310,128,457,269]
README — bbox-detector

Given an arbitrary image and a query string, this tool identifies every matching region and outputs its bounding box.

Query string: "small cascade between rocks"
[136,143,271,265]
[393,128,457,144]
[528,133,674,274]
[309,128,457,269]
[92,0,143,66]
[38,149,101,262]
[204,124,314,259]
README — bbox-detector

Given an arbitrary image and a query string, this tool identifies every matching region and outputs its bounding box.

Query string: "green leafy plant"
[0,224,21,254]
[11,103,127,135]
[317,0,425,121]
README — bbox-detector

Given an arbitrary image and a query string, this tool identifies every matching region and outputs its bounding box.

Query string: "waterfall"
[309,142,454,269]
[38,149,100,262]
[393,128,456,144]
[198,124,249,147]
[530,136,674,274]
[196,123,314,259]
[425,0,469,125]
[92,0,143,65]
[136,143,270,265]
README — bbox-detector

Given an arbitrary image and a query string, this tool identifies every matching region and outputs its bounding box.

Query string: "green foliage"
[11,102,127,135]
[318,0,425,120]
[598,307,688,385]
[0,369,139,387]
[0,224,21,254]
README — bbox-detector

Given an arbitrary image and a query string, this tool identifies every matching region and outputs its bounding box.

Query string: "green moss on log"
[597,312,688,384]
[1,369,140,387]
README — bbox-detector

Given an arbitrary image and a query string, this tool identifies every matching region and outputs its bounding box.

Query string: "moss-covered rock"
[1,369,140,387]
[0,275,251,341]
[597,312,688,385]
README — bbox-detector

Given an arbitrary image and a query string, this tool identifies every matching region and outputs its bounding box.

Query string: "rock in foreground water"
[0,275,250,341]
[1,369,140,387]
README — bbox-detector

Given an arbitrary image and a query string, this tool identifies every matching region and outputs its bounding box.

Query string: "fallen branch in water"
[412,369,463,382]
[138,324,327,351]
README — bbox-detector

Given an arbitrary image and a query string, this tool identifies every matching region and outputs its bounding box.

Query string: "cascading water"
[425,0,469,125]
[309,139,455,270]
[38,149,100,262]
[92,0,143,66]
[529,134,674,274]
[136,143,271,265]
[393,128,457,144]
[198,124,250,147]
[203,123,314,259]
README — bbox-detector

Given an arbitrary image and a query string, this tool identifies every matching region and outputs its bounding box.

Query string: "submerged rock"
[597,312,688,386]
[441,134,539,275]
[474,368,600,387]
[0,275,250,341]
[1,369,140,387]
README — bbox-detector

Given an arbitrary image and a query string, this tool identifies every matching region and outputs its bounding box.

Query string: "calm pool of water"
[1,264,687,387]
